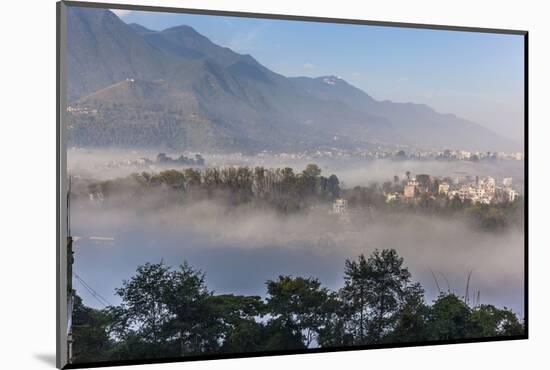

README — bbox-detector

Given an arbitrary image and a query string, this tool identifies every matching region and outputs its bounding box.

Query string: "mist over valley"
[63,7,526,361]
[68,149,524,315]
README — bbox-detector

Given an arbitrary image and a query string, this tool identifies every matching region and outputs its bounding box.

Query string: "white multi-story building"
[512,153,524,161]
[385,192,399,203]
[332,199,348,214]
[457,185,471,201]
[458,151,472,160]
[478,176,496,196]
[438,182,450,195]
[456,184,493,204]
[404,179,418,198]
[505,188,518,202]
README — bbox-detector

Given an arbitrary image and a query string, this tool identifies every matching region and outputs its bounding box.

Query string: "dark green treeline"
[72,249,524,364]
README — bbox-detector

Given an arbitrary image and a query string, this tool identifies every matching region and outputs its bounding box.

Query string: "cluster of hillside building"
[66,105,98,115]
[256,148,524,162]
[387,174,519,205]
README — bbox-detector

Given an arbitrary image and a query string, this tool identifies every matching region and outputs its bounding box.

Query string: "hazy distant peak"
[162,24,203,36]
[67,6,518,151]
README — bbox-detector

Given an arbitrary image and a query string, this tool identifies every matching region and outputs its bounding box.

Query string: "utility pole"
[66,178,74,365]
[360,284,364,344]
[67,235,74,364]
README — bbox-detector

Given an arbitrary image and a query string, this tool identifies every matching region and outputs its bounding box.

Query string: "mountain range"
[66,7,516,152]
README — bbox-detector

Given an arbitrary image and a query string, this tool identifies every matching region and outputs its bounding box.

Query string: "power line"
[74,273,111,307]
[73,272,112,307]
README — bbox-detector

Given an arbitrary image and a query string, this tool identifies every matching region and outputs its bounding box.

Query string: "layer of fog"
[68,148,524,192]
[71,196,524,316]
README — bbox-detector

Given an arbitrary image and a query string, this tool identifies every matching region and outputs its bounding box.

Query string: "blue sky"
[113,9,524,143]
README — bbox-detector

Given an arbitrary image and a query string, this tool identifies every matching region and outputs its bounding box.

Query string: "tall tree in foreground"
[210,294,267,353]
[466,304,524,338]
[70,255,524,362]
[266,275,332,348]
[114,262,173,357]
[342,249,419,344]
[389,282,430,343]
[341,254,369,343]
[163,262,219,356]
[427,293,470,340]
[317,292,353,347]
[112,262,222,358]
[72,294,112,363]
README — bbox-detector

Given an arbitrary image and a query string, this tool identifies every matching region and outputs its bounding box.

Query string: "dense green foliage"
[80,164,341,213]
[345,183,523,232]
[71,249,523,363]
[76,164,522,232]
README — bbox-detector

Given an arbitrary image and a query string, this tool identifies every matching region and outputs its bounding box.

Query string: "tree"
[263,319,305,351]
[203,168,222,192]
[327,174,341,198]
[69,258,524,361]
[342,249,417,344]
[71,294,112,363]
[113,262,221,358]
[317,292,352,347]
[366,250,417,342]
[299,164,322,198]
[210,294,267,353]
[419,193,436,210]
[234,167,254,203]
[163,263,219,356]
[114,262,173,351]
[389,283,430,343]
[266,275,331,348]
[467,304,524,337]
[382,181,392,193]
[341,254,369,344]
[303,164,322,178]
[157,170,185,190]
[427,293,470,340]
[183,168,201,187]
[253,166,268,197]
[279,167,296,195]
[464,204,507,231]
[450,194,463,210]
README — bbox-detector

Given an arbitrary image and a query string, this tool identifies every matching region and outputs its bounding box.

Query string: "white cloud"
[303,63,315,70]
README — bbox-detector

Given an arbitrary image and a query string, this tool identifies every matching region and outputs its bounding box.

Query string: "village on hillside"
[331,173,520,219]
[385,174,518,205]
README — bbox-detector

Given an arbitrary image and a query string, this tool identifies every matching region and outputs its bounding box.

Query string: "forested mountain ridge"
[66,6,515,152]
